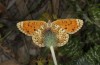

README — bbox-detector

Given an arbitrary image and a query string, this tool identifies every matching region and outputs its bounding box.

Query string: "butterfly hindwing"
[52,19,83,34]
[51,23,69,47]
[56,29,69,47]
[17,20,46,36]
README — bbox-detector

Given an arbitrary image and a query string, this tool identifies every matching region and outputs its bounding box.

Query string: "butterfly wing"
[51,19,83,47]
[52,19,83,34]
[17,20,46,47]
[51,22,69,47]
[17,20,46,36]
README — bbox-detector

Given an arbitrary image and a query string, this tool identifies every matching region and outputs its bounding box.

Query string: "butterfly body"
[17,19,83,47]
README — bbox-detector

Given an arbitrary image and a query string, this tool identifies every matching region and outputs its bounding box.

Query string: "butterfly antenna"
[50,46,58,65]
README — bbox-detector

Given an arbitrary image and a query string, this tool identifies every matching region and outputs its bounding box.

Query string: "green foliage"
[88,4,100,28]
[85,45,100,65]
[89,4,100,21]
[0,23,4,28]
[68,45,100,65]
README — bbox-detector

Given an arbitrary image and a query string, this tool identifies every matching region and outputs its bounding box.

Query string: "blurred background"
[0,0,100,65]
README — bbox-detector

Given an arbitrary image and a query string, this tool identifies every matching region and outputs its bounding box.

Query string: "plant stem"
[50,46,58,65]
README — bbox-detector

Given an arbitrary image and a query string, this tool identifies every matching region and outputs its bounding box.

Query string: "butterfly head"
[46,20,52,28]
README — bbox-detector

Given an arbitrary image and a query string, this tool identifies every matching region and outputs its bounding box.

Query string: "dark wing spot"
[68,24,70,25]
[27,30,30,33]
[65,27,67,29]
[72,29,74,31]
[34,29,36,31]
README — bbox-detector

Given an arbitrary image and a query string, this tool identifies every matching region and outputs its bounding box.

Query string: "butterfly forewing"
[52,19,83,34]
[17,20,46,36]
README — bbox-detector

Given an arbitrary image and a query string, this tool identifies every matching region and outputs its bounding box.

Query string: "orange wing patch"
[53,19,83,34]
[17,20,46,36]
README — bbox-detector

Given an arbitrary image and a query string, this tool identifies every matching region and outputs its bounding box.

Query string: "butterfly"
[17,19,83,47]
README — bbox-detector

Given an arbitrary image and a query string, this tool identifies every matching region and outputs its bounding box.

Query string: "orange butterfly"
[17,19,83,47]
